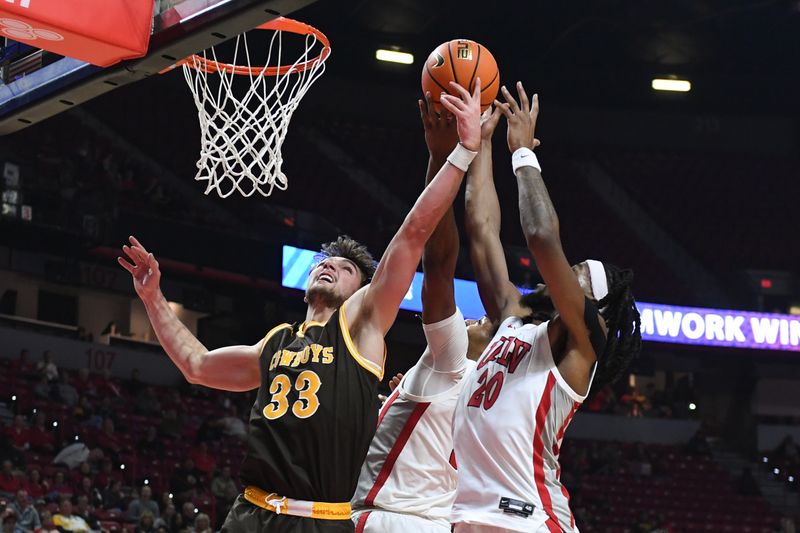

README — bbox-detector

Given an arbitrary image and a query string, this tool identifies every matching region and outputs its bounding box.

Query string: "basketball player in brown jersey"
[118,79,483,532]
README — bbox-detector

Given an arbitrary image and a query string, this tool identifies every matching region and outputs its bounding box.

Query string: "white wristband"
[512,147,541,173]
[446,143,478,172]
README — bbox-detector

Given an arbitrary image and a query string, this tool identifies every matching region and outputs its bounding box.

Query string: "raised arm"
[345,81,482,363]
[497,83,594,346]
[464,108,524,323]
[118,237,261,392]
[419,91,460,324]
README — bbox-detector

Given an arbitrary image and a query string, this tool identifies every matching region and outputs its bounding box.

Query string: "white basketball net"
[181,26,328,198]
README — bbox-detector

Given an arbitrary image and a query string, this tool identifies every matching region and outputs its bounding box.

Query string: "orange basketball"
[421,39,499,112]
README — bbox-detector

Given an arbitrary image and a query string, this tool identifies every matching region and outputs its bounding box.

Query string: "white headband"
[586,260,609,301]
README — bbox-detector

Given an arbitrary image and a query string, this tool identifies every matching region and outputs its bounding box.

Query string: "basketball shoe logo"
[0,18,63,41]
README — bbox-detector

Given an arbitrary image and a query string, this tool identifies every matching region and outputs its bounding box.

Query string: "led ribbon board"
[283,245,800,352]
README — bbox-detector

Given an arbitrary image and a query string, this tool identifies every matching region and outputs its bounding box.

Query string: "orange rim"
[179,17,330,76]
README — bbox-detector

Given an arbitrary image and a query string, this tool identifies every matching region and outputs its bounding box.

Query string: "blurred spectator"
[38,510,58,533]
[94,398,115,423]
[211,466,237,504]
[736,467,761,496]
[73,397,97,426]
[95,420,121,458]
[171,460,200,503]
[22,470,46,500]
[128,486,160,522]
[28,412,55,454]
[5,416,29,454]
[46,472,72,501]
[52,497,90,532]
[218,406,246,441]
[620,385,647,417]
[74,495,102,532]
[9,350,35,380]
[95,459,120,489]
[584,384,617,413]
[169,511,187,533]
[192,513,211,533]
[179,502,196,529]
[2,508,15,533]
[136,511,156,533]
[94,371,120,399]
[188,444,215,477]
[9,489,40,533]
[36,352,59,382]
[137,427,160,456]
[57,377,79,408]
[153,503,175,531]
[75,478,102,509]
[126,369,144,397]
[74,370,96,398]
[100,480,124,512]
[70,464,92,488]
[211,466,237,523]
[158,410,182,440]
[135,388,162,417]
[633,511,654,533]
[0,461,21,499]
[33,376,52,402]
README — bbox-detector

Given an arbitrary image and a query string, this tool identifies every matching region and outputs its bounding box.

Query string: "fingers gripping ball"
[421,39,499,112]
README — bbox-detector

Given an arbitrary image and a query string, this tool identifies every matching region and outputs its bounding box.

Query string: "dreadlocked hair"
[316,235,377,286]
[591,263,642,393]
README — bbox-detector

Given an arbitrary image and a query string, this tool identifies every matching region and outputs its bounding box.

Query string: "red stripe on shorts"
[355,510,371,533]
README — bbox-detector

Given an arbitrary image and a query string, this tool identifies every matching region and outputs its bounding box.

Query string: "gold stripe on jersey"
[297,320,325,338]
[338,305,385,380]
[258,323,293,358]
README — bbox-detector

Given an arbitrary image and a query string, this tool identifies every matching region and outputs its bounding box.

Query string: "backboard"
[0,0,317,135]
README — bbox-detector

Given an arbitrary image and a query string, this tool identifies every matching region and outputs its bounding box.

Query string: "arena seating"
[559,439,781,532]
[2,351,784,532]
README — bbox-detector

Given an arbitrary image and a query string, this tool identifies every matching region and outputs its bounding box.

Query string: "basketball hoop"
[176,17,330,198]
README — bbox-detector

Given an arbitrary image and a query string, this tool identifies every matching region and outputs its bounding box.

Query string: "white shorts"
[352,509,450,533]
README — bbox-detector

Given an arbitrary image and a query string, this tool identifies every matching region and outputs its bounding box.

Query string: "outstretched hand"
[496,81,541,153]
[118,236,161,303]
[419,92,459,162]
[480,106,502,143]
[439,79,482,152]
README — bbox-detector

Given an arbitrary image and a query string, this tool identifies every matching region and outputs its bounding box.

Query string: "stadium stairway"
[712,449,799,526]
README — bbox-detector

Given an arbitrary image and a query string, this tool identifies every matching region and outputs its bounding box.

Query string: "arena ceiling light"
[376,49,414,65]
[652,78,691,92]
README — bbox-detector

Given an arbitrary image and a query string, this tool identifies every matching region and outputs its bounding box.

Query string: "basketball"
[421,39,499,112]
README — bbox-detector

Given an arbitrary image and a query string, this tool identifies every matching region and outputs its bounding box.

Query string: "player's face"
[465,316,495,361]
[306,257,363,307]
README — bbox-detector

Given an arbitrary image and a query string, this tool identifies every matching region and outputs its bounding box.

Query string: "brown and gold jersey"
[241,306,383,503]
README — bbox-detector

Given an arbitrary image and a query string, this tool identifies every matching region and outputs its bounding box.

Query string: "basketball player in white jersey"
[452,83,642,533]
[351,92,497,533]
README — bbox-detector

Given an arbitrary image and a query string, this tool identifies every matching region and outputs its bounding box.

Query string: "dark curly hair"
[518,262,641,393]
[315,235,377,286]
[593,263,641,392]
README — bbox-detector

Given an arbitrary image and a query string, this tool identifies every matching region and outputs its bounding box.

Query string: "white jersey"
[353,309,476,528]
[452,316,593,533]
